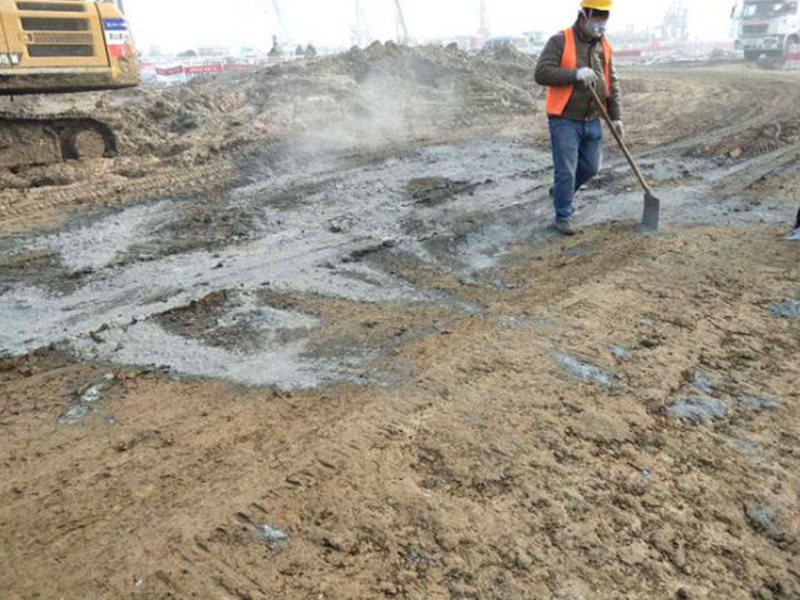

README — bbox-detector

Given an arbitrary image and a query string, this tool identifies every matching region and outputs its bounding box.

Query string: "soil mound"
[108,43,541,161]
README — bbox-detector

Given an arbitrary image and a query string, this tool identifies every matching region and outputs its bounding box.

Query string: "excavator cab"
[0,0,140,95]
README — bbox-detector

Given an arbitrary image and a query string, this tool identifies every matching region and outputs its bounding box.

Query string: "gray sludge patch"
[746,505,777,534]
[2,141,785,389]
[1,140,555,389]
[769,299,800,319]
[737,395,780,411]
[744,505,793,543]
[690,371,713,394]
[257,525,289,547]
[732,439,758,454]
[74,321,329,390]
[28,202,177,273]
[667,397,728,425]
[554,352,616,387]
[495,315,530,329]
[610,345,628,359]
[58,372,116,425]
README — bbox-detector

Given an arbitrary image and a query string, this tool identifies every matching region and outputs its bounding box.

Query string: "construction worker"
[535,0,622,235]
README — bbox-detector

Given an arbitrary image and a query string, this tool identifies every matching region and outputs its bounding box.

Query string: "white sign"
[0,53,22,65]
[105,31,129,46]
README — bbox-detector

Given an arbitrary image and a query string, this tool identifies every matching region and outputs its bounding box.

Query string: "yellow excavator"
[0,0,140,168]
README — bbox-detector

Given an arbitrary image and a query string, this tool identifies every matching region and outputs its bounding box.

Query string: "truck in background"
[732,0,800,60]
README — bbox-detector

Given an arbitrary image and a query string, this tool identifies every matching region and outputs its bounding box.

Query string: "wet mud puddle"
[0,138,788,388]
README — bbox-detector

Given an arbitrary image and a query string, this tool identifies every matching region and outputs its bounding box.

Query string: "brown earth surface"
[1,46,800,600]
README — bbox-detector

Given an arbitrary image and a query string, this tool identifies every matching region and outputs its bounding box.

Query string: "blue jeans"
[548,117,603,221]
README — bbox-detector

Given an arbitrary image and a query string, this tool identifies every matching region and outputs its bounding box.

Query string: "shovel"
[588,83,660,233]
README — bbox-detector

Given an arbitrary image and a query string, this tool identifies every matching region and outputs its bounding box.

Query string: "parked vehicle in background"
[732,0,800,60]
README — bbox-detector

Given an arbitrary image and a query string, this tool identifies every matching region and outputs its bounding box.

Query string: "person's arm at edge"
[535,33,578,87]
[606,55,622,121]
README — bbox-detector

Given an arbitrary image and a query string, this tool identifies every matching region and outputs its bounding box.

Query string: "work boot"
[552,219,577,236]
[786,227,800,241]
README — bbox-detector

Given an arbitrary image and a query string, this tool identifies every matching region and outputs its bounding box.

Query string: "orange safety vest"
[546,27,612,117]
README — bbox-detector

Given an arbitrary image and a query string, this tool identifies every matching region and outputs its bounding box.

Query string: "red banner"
[156,65,184,76]
[184,64,224,75]
[155,62,258,78]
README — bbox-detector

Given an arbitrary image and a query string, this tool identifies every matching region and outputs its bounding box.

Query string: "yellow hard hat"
[581,0,613,10]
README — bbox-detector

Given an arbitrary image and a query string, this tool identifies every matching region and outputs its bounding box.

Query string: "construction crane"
[660,1,689,42]
[270,0,292,47]
[391,0,409,45]
[478,0,489,38]
[352,0,372,47]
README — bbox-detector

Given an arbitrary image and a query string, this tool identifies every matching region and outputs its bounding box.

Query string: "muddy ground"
[1,48,800,599]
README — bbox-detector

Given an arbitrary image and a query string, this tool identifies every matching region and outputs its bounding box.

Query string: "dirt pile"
[107,42,541,161]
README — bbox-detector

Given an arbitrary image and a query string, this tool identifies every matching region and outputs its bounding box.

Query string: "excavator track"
[0,110,118,169]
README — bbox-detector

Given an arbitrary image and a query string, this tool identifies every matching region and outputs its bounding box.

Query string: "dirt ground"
[1,46,800,599]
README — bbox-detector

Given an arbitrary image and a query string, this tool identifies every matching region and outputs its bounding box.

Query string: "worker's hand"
[612,120,625,139]
[576,67,598,86]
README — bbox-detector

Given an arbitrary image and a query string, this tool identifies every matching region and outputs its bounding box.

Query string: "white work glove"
[612,120,625,139]
[576,67,598,86]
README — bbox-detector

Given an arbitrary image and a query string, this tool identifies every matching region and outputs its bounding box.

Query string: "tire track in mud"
[0,161,238,233]
[711,141,800,195]
[630,69,800,155]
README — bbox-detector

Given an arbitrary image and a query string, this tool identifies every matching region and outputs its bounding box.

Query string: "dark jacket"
[534,22,622,122]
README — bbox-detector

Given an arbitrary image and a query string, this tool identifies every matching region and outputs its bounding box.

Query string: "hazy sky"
[125,0,738,53]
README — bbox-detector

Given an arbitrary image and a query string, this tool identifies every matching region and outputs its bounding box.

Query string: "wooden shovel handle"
[587,83,653,195]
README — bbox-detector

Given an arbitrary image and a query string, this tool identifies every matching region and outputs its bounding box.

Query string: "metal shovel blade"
[642,191,661,233]
[587,85,662,235]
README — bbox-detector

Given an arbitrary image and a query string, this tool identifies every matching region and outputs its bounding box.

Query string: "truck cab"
[732,0,800,60]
